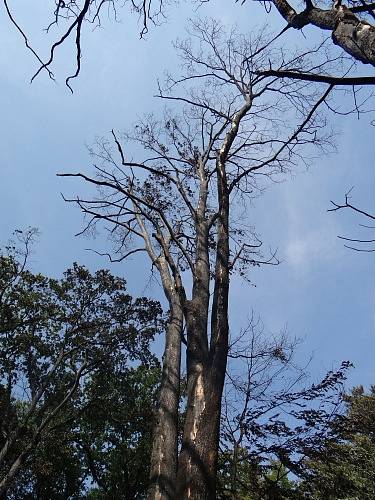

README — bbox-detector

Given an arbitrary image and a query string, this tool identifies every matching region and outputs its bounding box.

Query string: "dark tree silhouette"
[0,230,163,497]
[3,0,167,90]
[329,189,375,251]
[219,315,351,498]
[60,19,341,499]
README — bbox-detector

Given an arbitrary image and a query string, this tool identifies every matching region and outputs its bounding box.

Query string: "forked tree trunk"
[176,361,227,499]
[152,105,241,498]
[148,300,183,500]
[176,170,230,499]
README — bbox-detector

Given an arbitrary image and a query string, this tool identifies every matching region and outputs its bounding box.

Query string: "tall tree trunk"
[176,363,227,499]
[148,299,183,500]
[177,166,230,499]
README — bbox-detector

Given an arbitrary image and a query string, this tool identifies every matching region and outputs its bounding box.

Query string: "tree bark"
[176,365,226,499]
[176,158,230,499]
[0,449,30,497]
[148,299,183,500]
[176,206,215,498]
[272,0,375,66]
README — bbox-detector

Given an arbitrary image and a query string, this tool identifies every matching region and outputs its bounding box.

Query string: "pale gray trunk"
[148,300,183,500]
[0,449,30,497]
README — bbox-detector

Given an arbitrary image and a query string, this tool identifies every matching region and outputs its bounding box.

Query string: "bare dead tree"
[221,315,307,497]
[59,19,339,499]
[240,0,375,93]
[329,188,375,251]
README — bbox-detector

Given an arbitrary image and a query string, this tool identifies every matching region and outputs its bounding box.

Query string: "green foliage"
[217,450,299,500]
[0,233,162,498]
[299,386,375,499]
[83,365,161,499]
[3,234,374,499]
[217,448,259,499]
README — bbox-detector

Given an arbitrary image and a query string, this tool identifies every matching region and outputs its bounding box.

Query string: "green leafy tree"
[299,386,375,499]
[0,230,162,498]
[83,364,161,499]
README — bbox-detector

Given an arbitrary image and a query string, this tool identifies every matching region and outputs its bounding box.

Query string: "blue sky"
[1,0,375,389]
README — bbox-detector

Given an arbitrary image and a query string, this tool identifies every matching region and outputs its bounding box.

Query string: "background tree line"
[1,232,374,499]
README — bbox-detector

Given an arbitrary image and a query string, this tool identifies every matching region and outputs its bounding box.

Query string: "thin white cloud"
[285,229,338,274]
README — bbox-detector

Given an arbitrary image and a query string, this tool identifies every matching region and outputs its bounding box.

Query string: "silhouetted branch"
[329,189,375,251]
[257,69,375,86]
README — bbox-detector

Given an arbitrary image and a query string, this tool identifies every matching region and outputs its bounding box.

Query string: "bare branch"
[257,69,375,86]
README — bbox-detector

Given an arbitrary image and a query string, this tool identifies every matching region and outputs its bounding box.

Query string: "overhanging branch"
[257,69,375,86]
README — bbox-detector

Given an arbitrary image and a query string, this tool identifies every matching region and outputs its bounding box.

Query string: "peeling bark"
[177,365,225,499]
[332,7,375,65]
[176,175,215,498]
[176,114,234,499]
[272,0,375,66]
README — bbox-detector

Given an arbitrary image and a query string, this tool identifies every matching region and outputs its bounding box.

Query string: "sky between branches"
[1,0,375,388]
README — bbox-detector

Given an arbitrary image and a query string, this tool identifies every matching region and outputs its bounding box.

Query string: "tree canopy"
[0,231,163,498]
